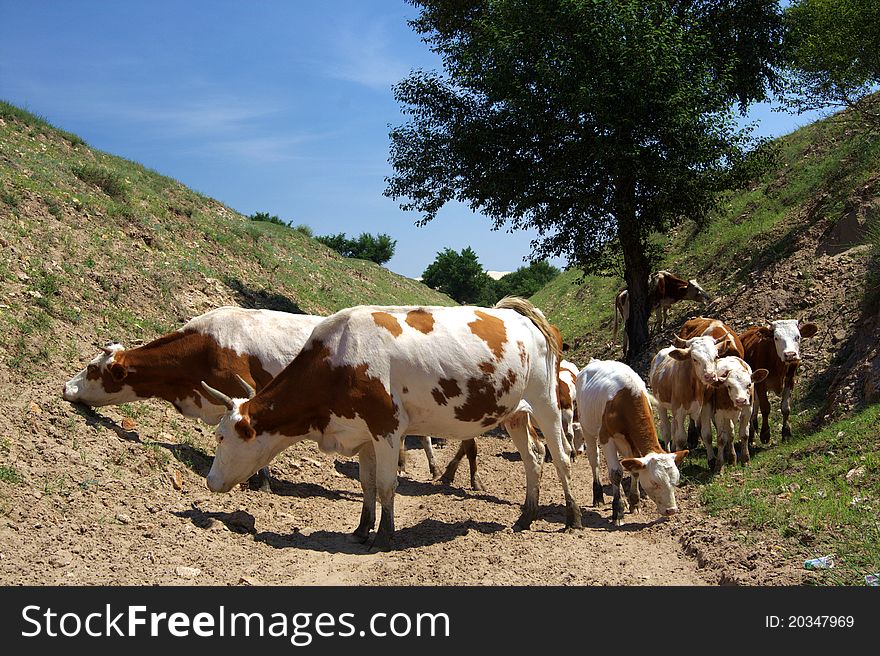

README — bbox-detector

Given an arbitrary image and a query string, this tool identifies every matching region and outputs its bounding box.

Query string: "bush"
[71,164,127,200]
[492,260,561,300]
[316,232,396,265]
[249,211,289,227]
[422,247,495,305]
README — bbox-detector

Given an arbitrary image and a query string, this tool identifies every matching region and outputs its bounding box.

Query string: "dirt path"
[0,381,805,586]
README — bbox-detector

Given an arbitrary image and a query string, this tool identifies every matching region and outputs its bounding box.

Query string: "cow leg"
[781,370,796,441]
[397,444,408,475]
[438,441,467,486]
[370,435,401,552]
[349,442,377,544]
[658,406,672,452]
[687,417,700,450]
[247,466,272,492]
[699,404,716,472]
[572,421,585,455]
[504,416,542,531]
[673,407,688,451]
[583,431,604,506]
[604,444,626,527]
[462,438,485,492]
[738,406,752,465]
[626,471,640,513]
[756,383,771,444]
[421,436,442,479]
[714,417,731,474]
[532,404,582,530]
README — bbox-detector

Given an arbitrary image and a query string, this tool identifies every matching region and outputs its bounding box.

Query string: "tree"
[782,0,880,125]
[385,0,782,360]
[315,232,397,265]
[421,247,495,304]
[493,260,560,300]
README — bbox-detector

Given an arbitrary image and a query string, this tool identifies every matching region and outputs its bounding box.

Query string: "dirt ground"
[0,375,806,587]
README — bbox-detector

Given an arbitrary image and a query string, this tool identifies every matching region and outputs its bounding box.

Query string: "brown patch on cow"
[405,308,434,334]
[439,378,461,398]
[372,311,403,337]
[454,377,507,425]
[432,388,448,406]
[517,341,527,367]
[235,417,256,441]
[557,372,573,410]
[469,311,508,360]
[599,388,664,455]
[248,340,399,440]
[479,361,495,375]
[498,369,517,397]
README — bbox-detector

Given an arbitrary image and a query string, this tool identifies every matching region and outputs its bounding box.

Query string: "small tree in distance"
[421,247,495,305]
[316,232,397,265]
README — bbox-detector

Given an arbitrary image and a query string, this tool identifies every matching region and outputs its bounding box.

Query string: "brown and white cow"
[576,358,688,525]
[613,271,710,355]
[649,335,724,470]
[704,356,768,473]
[677,316,744,447]
[62,306,443,490]
[741,319,818,444]
[202,298,582,550]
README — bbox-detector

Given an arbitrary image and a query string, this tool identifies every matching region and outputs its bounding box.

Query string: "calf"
[705,357,768,473]
[203,298,582,550]
[613,271,710,355]
[577,359,688,526]
[649,335,724,470]
[741,319,818,443]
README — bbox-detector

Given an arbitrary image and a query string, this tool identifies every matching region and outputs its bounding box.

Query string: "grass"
[700,403,880,585]
[0,465,21,484]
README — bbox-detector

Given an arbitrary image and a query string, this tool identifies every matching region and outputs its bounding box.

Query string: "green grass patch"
[700,403,880,585]
[71,163,128,200]
[0,465,21,484]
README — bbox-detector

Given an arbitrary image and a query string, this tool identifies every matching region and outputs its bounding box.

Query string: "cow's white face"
[687,279,711,303]
[716,358,768,408]
[206,400,266,493]
[673,335,720,384]
[622,451,687,516]
[771,320,818,363]
[62,343,136,406]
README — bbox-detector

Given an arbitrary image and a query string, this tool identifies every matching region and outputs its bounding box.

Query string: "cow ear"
[668,348,689,361]
[109,362,127,381]
[562,342,571,352]
[621,457,646,472]
[751,368,769,384]
[798,322,818,339]
[758,326,774,338]
[672,450,688,465]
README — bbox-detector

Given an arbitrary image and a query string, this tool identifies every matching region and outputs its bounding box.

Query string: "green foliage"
[782,0,880,124]
[249,211,289,227]
[0,465,21,484]
[315,232,397,265]
[422,247,495,305]
[71,163,127,200]
[387,0,784,356]
[292,223,314,237]
[493,260,560,300]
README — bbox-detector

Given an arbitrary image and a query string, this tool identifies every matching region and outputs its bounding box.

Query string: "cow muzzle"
[783,352,800,362]
[62,384,79,402]
[206,474,236,493]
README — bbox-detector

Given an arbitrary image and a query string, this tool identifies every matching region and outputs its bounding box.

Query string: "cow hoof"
[347,531,370,544]
[612,518,623,528]
[471,479,487,492]
[707,458,716,473]
[367,541,391,553]
[438,474,454,487]
[760,431,771,445]
[781,426,792,440]
[429,466,442,479]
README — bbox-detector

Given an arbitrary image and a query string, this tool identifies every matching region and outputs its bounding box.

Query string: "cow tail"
[494,296,562,362]
[612,294,620,340]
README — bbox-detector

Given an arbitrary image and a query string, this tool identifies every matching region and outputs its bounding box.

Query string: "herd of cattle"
[61,271,817,550]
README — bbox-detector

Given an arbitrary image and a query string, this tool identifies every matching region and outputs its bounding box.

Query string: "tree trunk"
[616,176,650,364]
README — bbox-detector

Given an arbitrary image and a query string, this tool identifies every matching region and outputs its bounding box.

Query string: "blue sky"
[0,1,825,278]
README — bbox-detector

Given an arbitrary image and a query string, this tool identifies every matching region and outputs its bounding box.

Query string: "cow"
[649,335,724,470]
[62,306,442,490]
[613,271,710,356]
[202,298,583,550]
[705,356,768,472]
[576,358,688,526]
[677,317,744,447]
[741,319,818,444]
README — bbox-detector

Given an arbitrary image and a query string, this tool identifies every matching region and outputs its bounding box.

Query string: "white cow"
[577,358,688,526]
[202,298,582,550]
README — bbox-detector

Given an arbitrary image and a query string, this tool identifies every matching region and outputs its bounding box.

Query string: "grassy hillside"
[0,101,453,387]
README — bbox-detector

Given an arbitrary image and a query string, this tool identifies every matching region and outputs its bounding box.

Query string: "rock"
[170,470,184,491]
[226,510,256,534]
[29,402,42,415]
[845,466,865,484]
[174,566,202,580]
[116,513,132,525]
[121,418,137,431]
[50,550,73,568]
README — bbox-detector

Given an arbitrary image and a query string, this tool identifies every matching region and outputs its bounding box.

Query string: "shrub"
[71,164,127,200]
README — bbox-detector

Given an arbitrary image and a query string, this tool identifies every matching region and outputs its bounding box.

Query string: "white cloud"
[322,19,409,91]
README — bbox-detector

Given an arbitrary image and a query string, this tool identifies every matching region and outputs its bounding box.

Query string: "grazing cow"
[576,359,688,525]
[613,271,710,355]
[705,357,768,472]
[202,298,582,550]
[741,319,818,444]
[62,306,442,489]
[649,335,724,470]
[677,317,744,447]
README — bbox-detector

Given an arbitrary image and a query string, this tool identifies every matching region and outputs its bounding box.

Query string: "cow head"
[669,335,723,384]
[685,279,711,303]
[621,450,688,516]
[202,382,269,493]
[714,357,768,408]
[767,319,818,363]
[63,343,136,406]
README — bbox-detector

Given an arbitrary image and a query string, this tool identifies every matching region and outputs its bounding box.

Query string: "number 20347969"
[765,616,854,628]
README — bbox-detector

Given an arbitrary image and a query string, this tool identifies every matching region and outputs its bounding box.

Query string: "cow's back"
[679,317,743,358]
[649,348,702,409]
